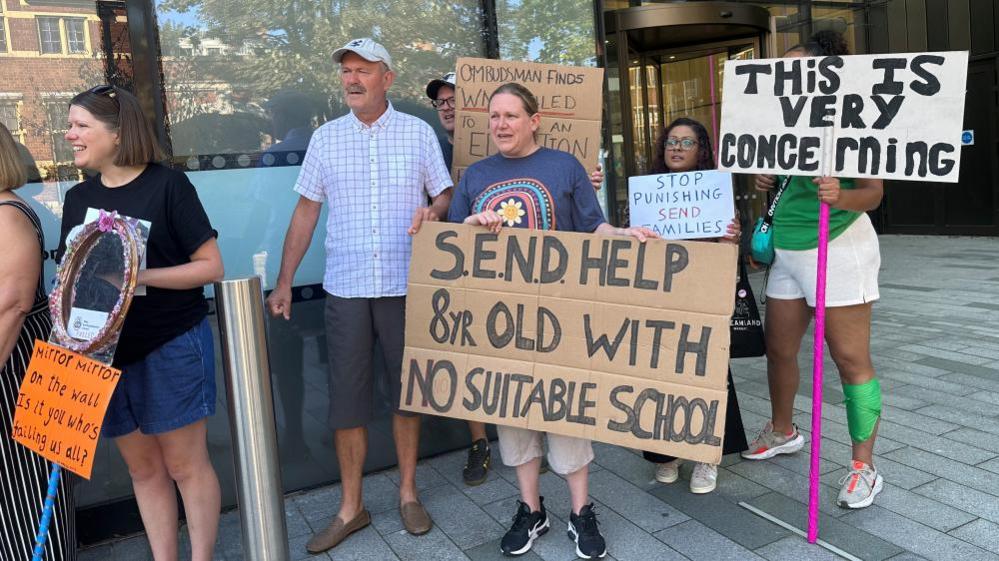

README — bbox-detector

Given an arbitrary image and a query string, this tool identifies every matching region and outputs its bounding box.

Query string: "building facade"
[2,0,995,545]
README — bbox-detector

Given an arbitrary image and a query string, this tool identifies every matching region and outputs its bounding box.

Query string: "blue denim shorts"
[103,318,217,438]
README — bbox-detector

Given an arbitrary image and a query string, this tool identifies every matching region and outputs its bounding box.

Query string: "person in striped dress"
[0,122,76,560]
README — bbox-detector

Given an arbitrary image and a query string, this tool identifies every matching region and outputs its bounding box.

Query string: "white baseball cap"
[333,37,392,68]
[426,72,456,100]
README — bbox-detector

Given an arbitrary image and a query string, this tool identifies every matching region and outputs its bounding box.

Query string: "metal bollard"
[214,276,289,561]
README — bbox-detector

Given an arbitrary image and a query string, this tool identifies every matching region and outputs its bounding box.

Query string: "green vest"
[772,176,861,250]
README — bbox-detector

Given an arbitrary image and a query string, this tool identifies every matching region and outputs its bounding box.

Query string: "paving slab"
[948,519,999,554]
[744,492,903,561]
[912,478,999,523]
[840,505,999,561]
[753,536,843,561]
[654,518,765,560]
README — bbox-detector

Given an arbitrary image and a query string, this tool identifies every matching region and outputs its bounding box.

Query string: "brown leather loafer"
[400,501,433,535]
[305,509,371,553]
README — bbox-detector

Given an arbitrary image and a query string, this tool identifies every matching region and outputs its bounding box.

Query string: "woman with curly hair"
[641,116,749,495]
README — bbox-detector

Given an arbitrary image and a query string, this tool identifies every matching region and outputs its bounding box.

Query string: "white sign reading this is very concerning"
[718,52,969,183]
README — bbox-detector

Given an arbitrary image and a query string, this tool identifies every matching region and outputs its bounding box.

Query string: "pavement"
[78,234,999,561]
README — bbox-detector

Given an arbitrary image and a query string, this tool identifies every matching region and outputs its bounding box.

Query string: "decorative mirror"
[50,210,144,359]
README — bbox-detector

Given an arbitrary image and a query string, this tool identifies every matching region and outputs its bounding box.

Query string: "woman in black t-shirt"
[58,86,224,561]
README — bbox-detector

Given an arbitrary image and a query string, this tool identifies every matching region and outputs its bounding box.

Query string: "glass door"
[615,39,764,227]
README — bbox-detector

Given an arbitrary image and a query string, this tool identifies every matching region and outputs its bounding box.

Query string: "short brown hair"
[70,85,165,166]
[489,83,539,116]
[0,123,27,191]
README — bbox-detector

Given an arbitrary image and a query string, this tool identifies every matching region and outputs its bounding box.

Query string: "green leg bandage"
[842,379,882,443]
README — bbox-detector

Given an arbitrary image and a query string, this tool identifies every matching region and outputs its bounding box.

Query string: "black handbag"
[730,261,766,358]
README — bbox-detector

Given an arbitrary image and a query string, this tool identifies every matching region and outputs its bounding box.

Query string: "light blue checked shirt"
[294,102,452,298]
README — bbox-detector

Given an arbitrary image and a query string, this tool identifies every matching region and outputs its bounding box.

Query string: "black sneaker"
[568,503,606,559]
[463,438,491,486]
[500,498,549,556]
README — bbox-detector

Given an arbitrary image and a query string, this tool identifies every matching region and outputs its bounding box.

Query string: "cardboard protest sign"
[628,170,735,240]
[718,52,969,182]
[401,223,737,463]
[11,341,122,479]
[452,57,604,182]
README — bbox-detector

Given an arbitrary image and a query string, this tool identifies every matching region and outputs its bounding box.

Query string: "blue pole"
[31,464,61,561]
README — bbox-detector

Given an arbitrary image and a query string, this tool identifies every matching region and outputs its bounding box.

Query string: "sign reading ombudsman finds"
[718,52,969,182]
[401,223,737,464]
[451,57,604,183]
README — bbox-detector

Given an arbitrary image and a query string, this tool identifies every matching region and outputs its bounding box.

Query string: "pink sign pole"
[807,200,831,543]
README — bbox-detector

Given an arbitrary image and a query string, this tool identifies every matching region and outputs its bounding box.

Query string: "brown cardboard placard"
[451,57,605,183]
[401,223,737,463]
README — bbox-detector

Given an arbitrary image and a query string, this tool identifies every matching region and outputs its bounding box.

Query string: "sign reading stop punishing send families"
[628,170,735,240]
[718,52,969,182]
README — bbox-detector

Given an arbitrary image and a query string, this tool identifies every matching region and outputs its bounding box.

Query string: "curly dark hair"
[804,29,850,57]
[650,117,715,174]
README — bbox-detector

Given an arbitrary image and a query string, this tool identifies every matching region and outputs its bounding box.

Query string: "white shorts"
[496,426,594,475]
[765,213,880,307]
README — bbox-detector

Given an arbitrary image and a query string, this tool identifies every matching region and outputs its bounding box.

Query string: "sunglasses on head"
[88,85,117,99]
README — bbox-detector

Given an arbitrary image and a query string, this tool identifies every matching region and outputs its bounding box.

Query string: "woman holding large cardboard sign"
[640,117,749,496]
[0,123,77,560]
[450,82,658,559]
[741,31,886,511]
[58,86,225,560]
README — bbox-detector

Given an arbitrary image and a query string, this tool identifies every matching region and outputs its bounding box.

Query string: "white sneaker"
[654,459,682,483]
[689,462,718,494]
[837,460,883,509]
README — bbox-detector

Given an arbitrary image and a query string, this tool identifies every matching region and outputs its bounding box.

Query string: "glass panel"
[0,17,7,53]
[496,0,596,66]
[66,18,86,53]
[629,62,648,173]
[113,0,493,512]
[660,51,727,155]
[38,16,62,54]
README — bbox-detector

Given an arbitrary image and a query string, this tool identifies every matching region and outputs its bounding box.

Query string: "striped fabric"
[0,199,75,561]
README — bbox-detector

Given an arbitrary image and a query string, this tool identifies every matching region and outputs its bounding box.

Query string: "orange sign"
[11,340,122,479]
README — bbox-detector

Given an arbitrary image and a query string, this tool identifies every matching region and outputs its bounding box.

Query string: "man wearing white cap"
[267,37,452,554]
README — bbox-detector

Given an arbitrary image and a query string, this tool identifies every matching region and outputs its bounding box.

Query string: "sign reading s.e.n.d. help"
[401,223,737,464]
[628,170,735,240]
[719,52,968,182]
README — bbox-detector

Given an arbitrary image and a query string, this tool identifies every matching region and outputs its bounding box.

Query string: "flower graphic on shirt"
[499,199,525,226]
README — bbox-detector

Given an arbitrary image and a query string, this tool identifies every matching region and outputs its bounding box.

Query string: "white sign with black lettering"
[628,170,735,240]
[718,52,969,182]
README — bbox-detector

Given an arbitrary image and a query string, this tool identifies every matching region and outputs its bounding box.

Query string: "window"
[0,102,19,133]
[43,100,74,163]
[0,17,7,53]
[66,18,86,53]
[38,17,62,54]
[37,16,88,54]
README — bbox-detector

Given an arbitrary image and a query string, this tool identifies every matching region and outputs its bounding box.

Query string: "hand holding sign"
[628,170,736,240]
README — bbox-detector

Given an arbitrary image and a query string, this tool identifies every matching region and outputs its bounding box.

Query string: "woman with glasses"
[640,117,749,495]
[58,85,224,560]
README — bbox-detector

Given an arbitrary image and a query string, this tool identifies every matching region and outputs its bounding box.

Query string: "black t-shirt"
[58,163,217,367]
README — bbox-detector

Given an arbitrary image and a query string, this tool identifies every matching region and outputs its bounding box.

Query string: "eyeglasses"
[666,137,697,151]
[431,97,455,110]
[88,84,117,99]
